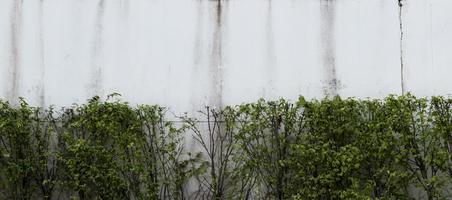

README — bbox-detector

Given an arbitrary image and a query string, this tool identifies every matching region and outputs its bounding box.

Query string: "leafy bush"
[0,99,58,200]
[0,94,451,199]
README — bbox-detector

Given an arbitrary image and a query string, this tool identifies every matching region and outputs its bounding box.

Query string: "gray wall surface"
[0,0,451,116]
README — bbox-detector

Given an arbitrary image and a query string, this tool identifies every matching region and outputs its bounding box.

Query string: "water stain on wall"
[428,0,435,84]
[320,0,339,97]
[7,0,23,103]
[265,0,276,98]
[90,0,105,98]
[209,0,227,108]
[190,0,205,112]
[37,0,46,107]
[398,0,405,94]
[193,1,204,70]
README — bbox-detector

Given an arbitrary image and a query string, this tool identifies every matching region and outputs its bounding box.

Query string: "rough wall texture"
[0,0,451,115]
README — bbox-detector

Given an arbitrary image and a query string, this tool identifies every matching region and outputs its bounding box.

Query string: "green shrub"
[0,94,451,199]
[0,99,58,200]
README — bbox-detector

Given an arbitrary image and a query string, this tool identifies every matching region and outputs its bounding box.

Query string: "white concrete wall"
[0,0,451,115]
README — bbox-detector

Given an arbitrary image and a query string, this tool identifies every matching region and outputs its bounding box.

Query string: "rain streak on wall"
[0,0,451,116]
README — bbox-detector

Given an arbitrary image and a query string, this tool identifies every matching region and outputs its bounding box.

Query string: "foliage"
[0,94,451,200]
[0,99,58,200]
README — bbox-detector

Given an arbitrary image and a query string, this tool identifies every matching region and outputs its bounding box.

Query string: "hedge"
[0,94,451,200]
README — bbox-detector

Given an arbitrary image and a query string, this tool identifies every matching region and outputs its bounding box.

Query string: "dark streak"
[193,2,203,68]
[320,0,339,97]
[7,0,23,103]
[38,0,46,106]
[190,0,205,112]
[216,0,222,25]
[398,0,405,95]
[90,0,105,97]
[428,2,434,75]
[209,0,225,108]
[265,0,276,98]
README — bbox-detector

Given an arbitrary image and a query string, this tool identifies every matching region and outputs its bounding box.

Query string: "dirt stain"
[7,0,23,103]
[90,0,106,98]
[265,0,276,98]
[38,0,46,107]
[320,0,339,97]
[193,1,204,69]
[398,0,405,94]
[190,0,205,112]
[209,0,227,108]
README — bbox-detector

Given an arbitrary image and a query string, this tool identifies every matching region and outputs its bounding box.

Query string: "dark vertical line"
[210,0,224,108]
[8,0,23,103]
[191,0,204,112]
[193,1,204,69]
[265,0,276,98]
[428,0,434,74]
[38,0,46,107]
[320,0,338,97]
[398,0,405,95]
[90,0,105,97]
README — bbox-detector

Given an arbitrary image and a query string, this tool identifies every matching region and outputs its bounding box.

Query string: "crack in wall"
[38,0,46,107]
[7,0,23,103]
[320,0,339,97]
[398,0,405,95]
[209,0,226,108]
[90,0,105,98]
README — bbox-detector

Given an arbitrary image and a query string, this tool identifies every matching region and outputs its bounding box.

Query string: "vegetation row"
[0,94,451,200]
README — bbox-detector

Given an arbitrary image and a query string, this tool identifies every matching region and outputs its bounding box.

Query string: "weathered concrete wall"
[0,0,451,115]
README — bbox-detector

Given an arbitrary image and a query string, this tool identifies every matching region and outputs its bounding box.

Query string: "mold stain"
[398,0,405,94]
[209,0,226,108]
[265,0,276,99]
[190,0,205,112]
[193,0,204,70]
[320,0,339,97]
[38,0,46,107]
[90,0,106,98]
[7,0,23,103]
